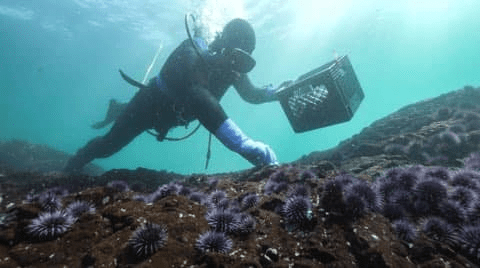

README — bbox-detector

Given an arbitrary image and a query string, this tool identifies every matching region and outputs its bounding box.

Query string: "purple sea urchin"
[344,192,367,219]
[129,223,167,258]
[264,181,287,195]
[345,181,382,212]
[269,170,289,183]
[388,190,414,212]
[436,200,467,225]
[282,195,313,228]
[65,201,95,219]
[227,203,241,214]
[264,170,289,195]
[421,217,455,245]
[321,178,346,216]
[27,211,75,241]
[468,202,480,223]
[149,183,178,202]
[413,179,448,205]
[374,179,397,202]
[395,170,420,190]
[235,213,256,235]
[195,231,232,254]
[450,170,480,190]
[176,185,192,196]
[209,190,227,205]
[393,219,417,242]
[241,193,259,210]
[449,186,478,207]
[381,203,405,221]
[287,184,310,198]
[412,199,435,217]
[207,198,231,211]
[299,169,316,181]
[376,169,419,201]
[38,191,62,212]
[207,177,219,184]
[107,180,130,192]
[205,209,240,234]
[188,192,207,204]
[457,225,480,261]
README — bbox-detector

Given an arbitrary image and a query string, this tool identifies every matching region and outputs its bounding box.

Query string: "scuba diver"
[64,18,289,173]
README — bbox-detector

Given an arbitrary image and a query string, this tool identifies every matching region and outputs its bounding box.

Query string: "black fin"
[119,69,148,89]
[91,99,127,129]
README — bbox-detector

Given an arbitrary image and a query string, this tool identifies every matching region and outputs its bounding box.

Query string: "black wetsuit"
[64,39,276,172]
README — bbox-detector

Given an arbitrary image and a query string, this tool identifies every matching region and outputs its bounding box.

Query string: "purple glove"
[215,118,278,166]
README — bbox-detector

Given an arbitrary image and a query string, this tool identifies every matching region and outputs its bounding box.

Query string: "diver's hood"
[185,14,256,74]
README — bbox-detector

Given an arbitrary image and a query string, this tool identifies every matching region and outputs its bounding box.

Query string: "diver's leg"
[63,127,141,173]
[64,88,157,173]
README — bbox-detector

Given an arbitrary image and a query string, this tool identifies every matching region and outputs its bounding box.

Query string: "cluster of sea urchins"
[196,189,258,254]
[372,160,480,263]
[132,181,259,255]
[132,155,480,264]
[263,157,480,263]
[26,188,96,241]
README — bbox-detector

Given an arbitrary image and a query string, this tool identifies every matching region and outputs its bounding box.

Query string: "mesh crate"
[277,55,364,133]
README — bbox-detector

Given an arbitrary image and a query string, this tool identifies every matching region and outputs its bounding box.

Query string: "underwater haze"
[1,0,480,175]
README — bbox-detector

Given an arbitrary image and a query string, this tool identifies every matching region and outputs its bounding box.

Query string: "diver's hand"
[240,139,278,166]
[264,80,294,101]
[215,118,279,167]
[276,80,294,92]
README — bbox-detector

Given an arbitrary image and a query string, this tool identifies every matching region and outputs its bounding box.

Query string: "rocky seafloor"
[1,86,480,267]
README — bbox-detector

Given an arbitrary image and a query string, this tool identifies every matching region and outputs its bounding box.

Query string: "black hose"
[184,13,212,70]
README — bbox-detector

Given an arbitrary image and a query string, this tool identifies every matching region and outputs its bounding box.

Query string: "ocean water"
[1,0,479,175]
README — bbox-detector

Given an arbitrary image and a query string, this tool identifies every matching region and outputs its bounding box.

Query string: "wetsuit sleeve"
[233,74,278,104]
[189,84,228,133]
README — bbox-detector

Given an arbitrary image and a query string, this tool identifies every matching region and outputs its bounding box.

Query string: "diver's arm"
[233,74,278,104]
[189,84,277,166]
[189,84,228,133]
